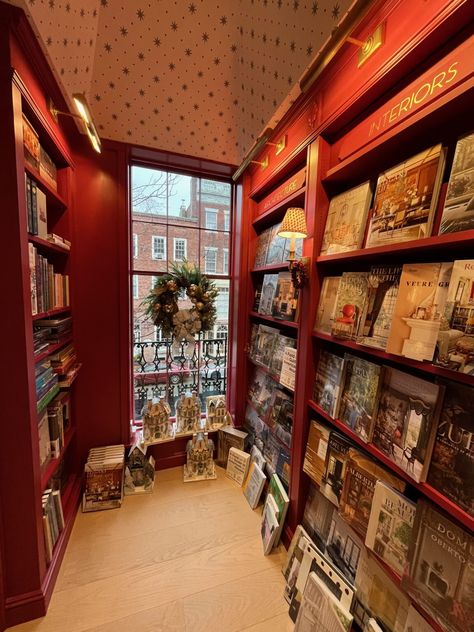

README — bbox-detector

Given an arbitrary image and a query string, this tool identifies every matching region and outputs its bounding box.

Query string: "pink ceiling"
[7,0,351,165]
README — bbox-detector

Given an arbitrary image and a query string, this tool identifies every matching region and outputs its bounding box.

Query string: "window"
[152,236,166,260]
[132,275,139,299]
[224,211,230,232]
[204,247,218,274]
[151,275,158,289]
[223,248,229,275]
[133,233,138,258]
[216,324,228,339]
[174,238,187,261]
[205,208,218,230]
[133,322,141,343]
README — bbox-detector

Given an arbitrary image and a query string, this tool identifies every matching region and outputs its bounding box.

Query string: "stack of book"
[28,244,70,314]
[25,173,47,237]
[34,316,72,345]
[42,488,65,564]
[254,221,303,269]
[35,359,59,412]
[33,326,50,357]
[23,115,58,190]
[47,233,71,250]
[82,444,125,512]
[49,343,76,376]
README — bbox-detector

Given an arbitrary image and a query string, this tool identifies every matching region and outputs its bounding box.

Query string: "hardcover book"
[358,265,403,350]
[279,347,297,391]
[326,508,366,585]
[216,425,248,467]
[303,420,330,486]
[439,131,474,235]
[338,354,383,442]
[283,525,316,604]
[339,449,406,539]
[372,367,443,483]
[434,259,474,374]
[404,605,436,632]
[365,144,445,247]
[331,272,370,341]
[271,272,298,321]
[314,276,341,334]
[269,334,296,376]
[313,350,346,418]
[302,483,335,553]
[266,387,293,448]
[253,325,280,368]
[386,262,453,362]
[265,223,287,265]
[320,181,372,255]
[37,189,48,239]
[426,381,474,517]
[401,500,474,632]
[294,571,354,632]
[243,461,266,509]
[258,273,279,315]
[266,473,289,547]
[261,493,280,555]
[254,226,272,268]
[365,481,416,576]
[226,447,250,485]
[320,431,352,507]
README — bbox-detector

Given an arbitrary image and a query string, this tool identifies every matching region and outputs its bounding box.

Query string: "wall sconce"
[250,155,269,170]
[49,93,101,153]
[278,207,309,288]
[346,22,385,67]
[266,135,287,156]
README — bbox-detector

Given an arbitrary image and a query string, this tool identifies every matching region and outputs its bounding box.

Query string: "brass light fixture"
[49,93,101,153]
[278,207,308,267]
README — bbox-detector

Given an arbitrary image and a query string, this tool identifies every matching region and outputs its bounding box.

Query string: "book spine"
[31,180,38,236]
[26,175,32,233]
[28,243,38,315]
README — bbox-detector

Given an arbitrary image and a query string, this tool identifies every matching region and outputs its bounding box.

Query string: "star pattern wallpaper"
[7,0,351,165]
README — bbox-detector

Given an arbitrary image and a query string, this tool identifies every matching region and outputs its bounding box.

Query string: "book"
[302,484,335,553]
[225,447,250,485]
[266,387,293,448]
[38,410,51,467]
[260,493,280,554]
[426,381,474,517]
[248,369,277,418]
[358,265,403,350]
[339,449,406,539]
[271,272,298,321]
[268,333,296,376]
[254,226,272,268]
[36,188,48,239]
[265,223,287,265]
[22,114,40,169]
[313,350,345,419]
[39,146,58,190]
[365,481,416,576]
[249,444,266,471]
[401,500,473,632]
[435,259,474,374]
[320,181,372,254]
[303,421,330,486]
[282,525,315,604]
[294,571,354,632]
[364,618,385,632]
[372,367,443,483]
[439,131,474,235]
[338,354,383,442]
[242,461,266,509]
[276,446,291,488]
[253,325,280,368]
[28,242,38,315]
[252,282,262,311]
[257,273,279,315]
[320,431,352,507]
[82,444,125,512]
[386,262,453,361]
[325,508,365,584]
[365,144,445,247]
[404,605,435,632]
[331,272,370,341]
[266,473,289,547]
[216,425,247,466]
[314,276,341,334]
[279,347,297,391]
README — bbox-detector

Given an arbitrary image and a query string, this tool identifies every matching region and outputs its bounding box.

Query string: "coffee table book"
[226,447,250,485]
[243,461,266,509]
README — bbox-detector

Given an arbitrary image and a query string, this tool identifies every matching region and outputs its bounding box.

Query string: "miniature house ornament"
[205,394,227,430]
[176,391,201,434]
[183,432,217,482]
[142,398,173,444]
[124,442,155,495]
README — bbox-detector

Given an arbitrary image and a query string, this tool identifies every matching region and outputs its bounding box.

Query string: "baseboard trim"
[5,589,46,628]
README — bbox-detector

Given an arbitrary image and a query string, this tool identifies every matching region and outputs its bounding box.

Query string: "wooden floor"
[9,467,294,632]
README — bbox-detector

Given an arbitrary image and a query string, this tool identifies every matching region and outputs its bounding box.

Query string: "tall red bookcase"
[0,6,82,627]
[237,0,473,619]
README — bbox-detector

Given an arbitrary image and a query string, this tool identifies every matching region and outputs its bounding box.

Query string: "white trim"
[204,246,218,274]
[152,235,166,260]
[173,237,187,261]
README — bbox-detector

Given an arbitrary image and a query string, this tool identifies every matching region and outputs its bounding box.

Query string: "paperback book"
[338,354,383,442]
[365,144,445,247]
[371,367,443,483]
[271,272,298,321]
[426,381,474,517]
[303,420,330,486]
[312,350,346,418]
[302,483,335,553]
[365,481,416,576]
[320,431,352,507]
[439,131,474,235]
[243,461,266,509]
[257,274,279,315]
[320,181,372,255]
[331,272,370,341]
[294,572,354,632]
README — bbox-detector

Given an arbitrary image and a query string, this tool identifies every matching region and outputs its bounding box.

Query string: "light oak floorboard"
[240,613,295,631]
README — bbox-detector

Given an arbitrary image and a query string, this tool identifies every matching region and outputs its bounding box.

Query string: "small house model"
[183,431,216,482]
[176,391,201,434]
[142,398,173,443]
[124,442,155,494]
[205,394,227,430]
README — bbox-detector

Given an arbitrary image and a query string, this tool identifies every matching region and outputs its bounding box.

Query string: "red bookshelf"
[32,306,71,321]
[40,425,76,491]
[24,162,67,210]
[249,311,299,329]
[28,235,70,256]
[34,335,73,364]
[251,263,289,274]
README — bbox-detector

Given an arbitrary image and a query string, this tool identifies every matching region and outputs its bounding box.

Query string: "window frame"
[204,246,218,274]
[151,235,166,260]
[205,207,218,231]
[133,233,138,259]
[173,237,187,262]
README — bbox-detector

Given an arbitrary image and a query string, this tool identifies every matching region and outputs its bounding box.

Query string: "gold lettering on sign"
[369,62,459,137]
[261,172,305,211]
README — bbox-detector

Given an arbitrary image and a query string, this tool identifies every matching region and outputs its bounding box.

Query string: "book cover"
[216,425,247,466]
[269,334,296,376]
[271,272,298,321]
[279,347,297,391]
[266,473,289,547]
[326,508,366,585]
[366,144,445,247]
[243,461,266,509]
[294,571,354,632]
[426,381,474,517]
[226,447,250,485]
[338,355,383,443]
[404,605,435,632]
[320,431,352,507]
[261,492,280,555]
[320,181,373,255]
[339,449,406,539]
[439,132,474,235]
[283,525,315,604]
[386,262,453,362]
[254,226,272,268]
[276,446,291,488]
[302,484,335,553]
[36,189,48,239]
[258,273,279,315]
[372,367,443,483]
[314,276,341,334]
[313,350,346,418]
[435,259,474,374]
[267,387,293,448]
[252,282,262,311]
[365,481,416,576]
[401,500,474,632]
[359,265,403,350]
[248,369,278,419]
[331,272,370,341]
[249,444,266,471]
[253,324,280,368]
[265,223,287,265]
[303,420,330,486]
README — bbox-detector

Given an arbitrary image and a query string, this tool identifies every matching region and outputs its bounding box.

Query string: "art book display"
[365,481,416,576]
[331,272,369,341]
[371,367,443,483]
[366,144,445,247]
[313,350,346,418]
[320,181,372,255]
[439,132,474,235]
[314,276,341,334]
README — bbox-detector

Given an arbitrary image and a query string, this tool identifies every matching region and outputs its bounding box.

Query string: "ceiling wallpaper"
[7,0,352,165]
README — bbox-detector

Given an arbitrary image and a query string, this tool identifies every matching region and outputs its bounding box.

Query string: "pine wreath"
[142,261,219,342]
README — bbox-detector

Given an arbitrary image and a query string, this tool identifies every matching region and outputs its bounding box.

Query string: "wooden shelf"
[312,331,474,386]
[245,398,290,451]
[32,307,71,321]
[251,262,289,274]
[252,186,306,229]
[308,400,474,532]
[40,425,76,491]
[250,311,299,329]
[28,235,70,256]
[34,336,73,364]
[24,162,67,210]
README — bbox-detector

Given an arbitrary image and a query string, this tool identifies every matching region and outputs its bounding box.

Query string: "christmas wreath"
[143,261,219,344]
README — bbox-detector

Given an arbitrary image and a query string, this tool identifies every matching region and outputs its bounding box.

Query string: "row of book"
[315,258,474,375]
[29,243,70,315]
[42,487,65,564]
[23,114,58,191]
[318,131,474,256]
[25,173,47,237]
[253,221,303,269]
[38,392,71,470]
[249,323,297,385]
[313,347,473,516]
[83,445,125,513]
[254,271,299,322]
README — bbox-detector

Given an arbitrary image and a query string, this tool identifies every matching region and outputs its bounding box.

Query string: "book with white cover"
[261,493,279,555]
[243,462,266,509]
[314,276,341,334]
[226,447,250,485]
[250,444,266,471]
[403,605,435,632]
[36,188,48,239]
[295,571,354,632]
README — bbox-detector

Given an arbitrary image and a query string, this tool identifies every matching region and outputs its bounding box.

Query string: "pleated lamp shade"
[278,207,307,239]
